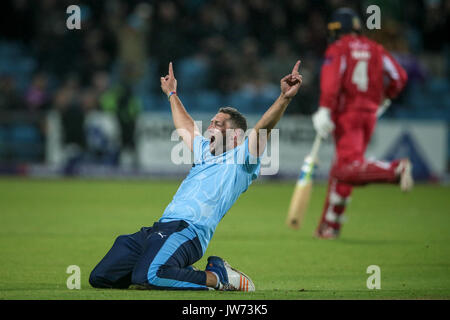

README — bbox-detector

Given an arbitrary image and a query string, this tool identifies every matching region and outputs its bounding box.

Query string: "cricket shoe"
[396,158,414,192]
[314,222,340,240]
[205,256,255,292]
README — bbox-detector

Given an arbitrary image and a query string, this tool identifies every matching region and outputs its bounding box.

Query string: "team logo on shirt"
[323,56,334,65]
[157,232,167,238]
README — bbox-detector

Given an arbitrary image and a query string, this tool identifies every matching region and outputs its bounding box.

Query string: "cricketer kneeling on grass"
[89,61,303,291]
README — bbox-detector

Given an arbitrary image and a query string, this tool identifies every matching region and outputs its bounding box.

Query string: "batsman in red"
[313,8,412,239]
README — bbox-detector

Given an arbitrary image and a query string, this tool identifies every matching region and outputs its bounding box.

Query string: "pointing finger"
[169,62,174,77]
[292,60,301,75]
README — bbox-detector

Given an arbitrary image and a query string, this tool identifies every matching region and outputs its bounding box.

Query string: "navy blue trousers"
[89,220,208,290]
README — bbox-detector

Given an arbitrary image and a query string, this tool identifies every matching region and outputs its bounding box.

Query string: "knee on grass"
[89,270,110,288]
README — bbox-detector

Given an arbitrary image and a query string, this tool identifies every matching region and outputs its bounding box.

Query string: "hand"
[312,107,335,139]
[280,60,303,99]
[160,62,177,97]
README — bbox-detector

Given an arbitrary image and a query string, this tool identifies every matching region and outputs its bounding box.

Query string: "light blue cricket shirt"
[159,135,261,253]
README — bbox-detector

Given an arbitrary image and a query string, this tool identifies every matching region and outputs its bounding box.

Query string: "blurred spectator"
[53,76,85,149]
[423,0,447,53]
[210,49,241,94]
[0,0,448,166]
[114,2,152,82]
[99,76,142,151]
[151,1,186,77]
[225,2,251,44]
[263,40,298,83]
[0,75,24,111]
[25,72,50,112]
[2,0,446,115]
[80,87,99,113]
[91,71,111,96]
[238,38,263,84]
[370,17,428,84]
[305,10,328,56]
[82,87,121,166]
[0,0,36,45]
[79,27,115,83]
[247,0,274,48]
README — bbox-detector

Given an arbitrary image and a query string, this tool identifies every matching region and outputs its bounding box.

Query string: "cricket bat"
[286,133,322,230]
[376,98,391,118]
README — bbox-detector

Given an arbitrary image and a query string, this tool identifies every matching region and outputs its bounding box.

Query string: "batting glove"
[312,107,335,139]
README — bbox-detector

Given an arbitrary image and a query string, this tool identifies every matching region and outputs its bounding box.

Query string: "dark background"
[0,0,448,170]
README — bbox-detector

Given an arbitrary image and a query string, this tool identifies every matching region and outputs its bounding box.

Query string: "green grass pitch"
[0,178,449,299]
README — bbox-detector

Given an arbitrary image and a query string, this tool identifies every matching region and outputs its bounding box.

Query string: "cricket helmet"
[327,7,362,42]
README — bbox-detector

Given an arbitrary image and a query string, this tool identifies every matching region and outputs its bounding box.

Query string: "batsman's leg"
[315,111,413,239]
[332,158,413,190]
[315,177,352,239]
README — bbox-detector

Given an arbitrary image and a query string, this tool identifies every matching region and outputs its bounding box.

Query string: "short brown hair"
[218,107,247,132]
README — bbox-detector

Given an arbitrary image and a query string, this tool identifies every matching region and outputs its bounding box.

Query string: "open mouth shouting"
[209,134,217,155]
[207,130,225,156]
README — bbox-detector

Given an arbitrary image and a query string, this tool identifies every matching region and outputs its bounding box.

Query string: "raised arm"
[248,60,303,157]
[160,62,200,152]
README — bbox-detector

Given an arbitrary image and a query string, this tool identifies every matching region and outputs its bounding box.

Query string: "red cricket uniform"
[317,34,408,233]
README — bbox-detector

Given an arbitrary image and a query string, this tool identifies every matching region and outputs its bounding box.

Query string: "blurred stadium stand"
[0,0,448,176]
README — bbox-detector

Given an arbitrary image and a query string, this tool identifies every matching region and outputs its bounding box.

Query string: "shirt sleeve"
[242,137,261,180]
[381,47,408,99]
[193,134,209,164]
